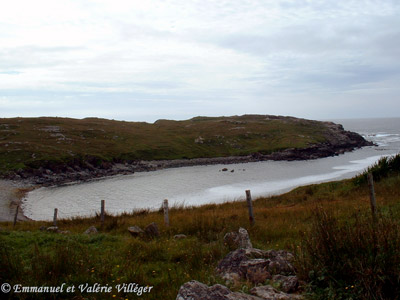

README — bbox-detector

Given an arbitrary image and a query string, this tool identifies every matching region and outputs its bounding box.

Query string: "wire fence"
[7,172,380,228]
[14,200,165,222]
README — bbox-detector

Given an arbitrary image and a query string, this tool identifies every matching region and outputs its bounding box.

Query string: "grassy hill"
[0,115,364,179]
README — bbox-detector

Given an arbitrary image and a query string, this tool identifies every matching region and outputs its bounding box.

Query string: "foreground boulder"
[216,248,295,285]
[176,281,303,300]
[272,275,300,293]
[176,280,261,300]
[250,285,303,300]
[176,228,303,300]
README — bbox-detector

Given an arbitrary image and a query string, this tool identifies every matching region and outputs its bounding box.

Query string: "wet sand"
[0,180,30,222]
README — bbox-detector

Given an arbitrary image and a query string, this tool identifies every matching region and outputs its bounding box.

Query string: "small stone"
[84,226,98,235]
[145,222,159,238]
[128,226,144,237]
[174,234,187,239]
[39,226,46,231]
[46,226,59,233]
[194,136,204,144]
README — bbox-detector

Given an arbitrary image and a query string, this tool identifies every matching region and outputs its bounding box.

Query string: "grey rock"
[216,248,248,282]
[128,226,144,237]
[238,228,253,249]
[194,136,205,144]
[224,232,239,249]
[267,256,295,276]
[265,250,295,262]
[176,280,263,300]
[84,226,98,234]
[272,275,300,293]
[250,285,303,300]
[176,281,230,300]
[223,228,252,250]
[145,222,159,238]
[174,234,187,239]
[216,247,296,285]
[239,259,271,284]
[46,226,59,233]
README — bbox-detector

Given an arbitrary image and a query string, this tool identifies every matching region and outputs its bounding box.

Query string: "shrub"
[353,153,400,185]
[297,209,400,300]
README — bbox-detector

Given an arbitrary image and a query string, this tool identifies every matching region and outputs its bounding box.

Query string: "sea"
[22,118,400,221]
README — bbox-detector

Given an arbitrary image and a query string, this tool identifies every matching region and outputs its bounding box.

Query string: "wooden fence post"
[100,200,105,227]
[53,208,58,227]
[245,190,255,226]
[163,199,169,227]
[367,173,377,220]
[13,205,19,227]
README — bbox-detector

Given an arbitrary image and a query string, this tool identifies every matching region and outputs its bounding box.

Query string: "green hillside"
[0,115,331,174]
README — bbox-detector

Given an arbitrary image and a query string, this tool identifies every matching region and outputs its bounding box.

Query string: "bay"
[22,117,400,220]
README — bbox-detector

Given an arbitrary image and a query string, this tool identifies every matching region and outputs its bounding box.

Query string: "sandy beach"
[0,180,30,222]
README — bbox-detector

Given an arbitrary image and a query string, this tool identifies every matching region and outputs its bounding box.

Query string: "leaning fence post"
[163,199,169,227]
[13,205,19,227]
[367,173,377,220]
[53,208,58,227]
[245,190,255,226]
[100,200,105,227]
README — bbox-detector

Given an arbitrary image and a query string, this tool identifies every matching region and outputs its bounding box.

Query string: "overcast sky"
[1,0,399,122]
